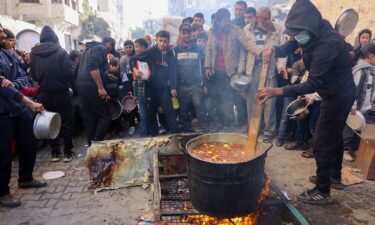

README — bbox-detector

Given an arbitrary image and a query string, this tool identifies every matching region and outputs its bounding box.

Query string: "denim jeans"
[138,96,148,137]
[277,97,294,140]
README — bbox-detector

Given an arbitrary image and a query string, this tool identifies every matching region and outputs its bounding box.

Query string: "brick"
[30,207,53,216]
[23,200,48,208]
[70,192,86,199]
[64,186,84,193]
[15,188,36,195]
[61,193,72,200]
[46,199,58,208]
[20,194,41,201]
[55,200,74,208]
[40,192,63,200]
[55,185,66,193]
[35,186,57,194]
[50,207,77,217]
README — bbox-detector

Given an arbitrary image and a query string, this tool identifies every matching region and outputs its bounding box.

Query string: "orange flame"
[180,177,271,225]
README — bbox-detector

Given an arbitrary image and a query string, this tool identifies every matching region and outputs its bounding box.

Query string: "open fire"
[179,178,271,225]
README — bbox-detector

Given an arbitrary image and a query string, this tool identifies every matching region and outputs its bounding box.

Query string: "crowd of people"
[1,0,375,207]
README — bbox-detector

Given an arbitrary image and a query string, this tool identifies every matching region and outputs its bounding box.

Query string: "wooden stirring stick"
[247,61,270,157]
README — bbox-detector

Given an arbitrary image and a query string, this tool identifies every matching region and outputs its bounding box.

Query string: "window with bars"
[20,0,40,3]
[64,0,70,6]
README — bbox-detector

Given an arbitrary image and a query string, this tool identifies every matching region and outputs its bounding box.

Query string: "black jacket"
[136,46,177,90]
[30,42,72,93]
[174,44,205,91]
[76,42,108,87]
[275,0,356,101]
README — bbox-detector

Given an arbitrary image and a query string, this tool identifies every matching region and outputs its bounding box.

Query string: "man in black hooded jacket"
[76,39,111,145]
[258,0,356,204]
[30,26,74,162]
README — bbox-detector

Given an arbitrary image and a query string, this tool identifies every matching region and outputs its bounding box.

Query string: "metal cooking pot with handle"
[183,133,273,218]
[286,98,310,120]
[33,111,61,139]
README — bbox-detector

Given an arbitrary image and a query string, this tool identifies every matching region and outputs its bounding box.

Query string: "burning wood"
[180,178,271,225]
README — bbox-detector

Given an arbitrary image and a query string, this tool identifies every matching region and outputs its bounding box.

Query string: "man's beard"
[0,40,6,49]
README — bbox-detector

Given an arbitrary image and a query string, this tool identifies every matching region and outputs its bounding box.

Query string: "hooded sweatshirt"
[76,41,108,87]
[136,45,177,91]
[274,0,356,101]
[30,26,72,93]
[352,59,375,112]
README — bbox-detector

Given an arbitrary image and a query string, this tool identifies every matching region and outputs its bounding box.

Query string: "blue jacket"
[0,49,28,118]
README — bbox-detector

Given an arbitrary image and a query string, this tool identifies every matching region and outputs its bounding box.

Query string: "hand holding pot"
[98,88,110,101]
[23,96,44,112]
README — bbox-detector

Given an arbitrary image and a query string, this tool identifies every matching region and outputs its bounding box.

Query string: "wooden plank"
[247,62,270,157]
[152,152,161,220]
[354,139,375,180]
[159,174,188,180]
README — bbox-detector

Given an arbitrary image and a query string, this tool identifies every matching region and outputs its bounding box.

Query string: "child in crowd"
[343,43,375,162]
[132,38,149,137]
[196,31,208,49]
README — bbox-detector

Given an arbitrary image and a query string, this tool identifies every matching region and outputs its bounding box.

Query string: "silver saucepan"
[33,111,61,139]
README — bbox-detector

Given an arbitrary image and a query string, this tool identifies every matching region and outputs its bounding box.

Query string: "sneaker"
[263,136,273,143]
[18,179,47,189]
[275,138,284,147]
[297,188,334,204]
[0,194,21,208]
[128,126,136,135]
[63,152,75,162]
[285,142,308,150]
[51,153,60,162]
[343,151,355,162]
[309,176,345,190]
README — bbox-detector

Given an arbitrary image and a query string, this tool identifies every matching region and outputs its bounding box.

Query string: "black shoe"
[63,151,75,162]
[297,188,334,204]
[51,152,61,162]
[309,176,345,190]
[285,142,308,150]
[263,136,273,143]
[275,138,284,147]
[18,179,47,189]
[0,194,21,208]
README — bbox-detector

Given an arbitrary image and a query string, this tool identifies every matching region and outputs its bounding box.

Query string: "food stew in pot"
[190,142,252,163]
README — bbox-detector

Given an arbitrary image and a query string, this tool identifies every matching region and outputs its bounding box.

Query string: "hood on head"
[31,42,60,58]
[40,26,59,44]
[284,0,323,38]
[353,59,375,74]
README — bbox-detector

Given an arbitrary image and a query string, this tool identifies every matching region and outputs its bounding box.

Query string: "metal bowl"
[33,111,61,139]
[286,99,310,120]
[108,99,123,120]
[121,95,137,112]
[230,75,251,91]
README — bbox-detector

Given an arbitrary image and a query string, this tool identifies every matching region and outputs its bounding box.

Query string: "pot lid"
[335,9,359,37]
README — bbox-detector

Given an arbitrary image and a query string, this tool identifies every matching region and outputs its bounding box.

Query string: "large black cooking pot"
[184,133,272,219]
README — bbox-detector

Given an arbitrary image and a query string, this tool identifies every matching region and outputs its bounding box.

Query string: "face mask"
[294,31,311,45]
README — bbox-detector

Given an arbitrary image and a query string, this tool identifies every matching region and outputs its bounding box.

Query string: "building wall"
[290,0,375,44]
[0,0,81,51]
[0,15,69,51]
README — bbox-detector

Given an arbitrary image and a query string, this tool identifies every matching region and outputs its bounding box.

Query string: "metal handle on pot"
[265,142,273,154]
[178,142,190,157]
[289,115,297,120]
